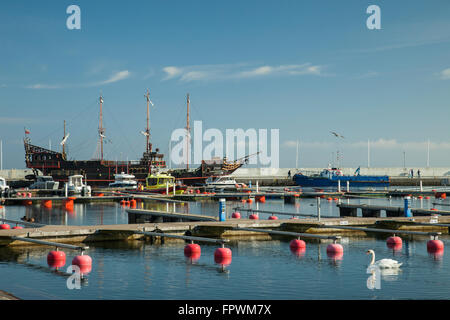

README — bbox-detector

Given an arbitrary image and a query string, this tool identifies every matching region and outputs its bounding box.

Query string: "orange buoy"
[327,197,332,201]
[247,198,253,203]
[23,200,33,206]
[268,215,278,220]
[12,226,23,229]
[425,196,430,200]
[333,198,339,201]
[249,214,259,220]
[97,193,104,197]
[240,199,246,203]
[72,254,93,275]
[130,199,137,208]
[231,212,241,219]
[214,247,232,266]
[0,224,10,230]
[47,251,66,268]
[42,200,52,209]
[256,196,266,203]
[431,208,438,211]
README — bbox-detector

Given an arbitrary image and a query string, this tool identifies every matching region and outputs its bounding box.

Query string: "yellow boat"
[143,173,186,194]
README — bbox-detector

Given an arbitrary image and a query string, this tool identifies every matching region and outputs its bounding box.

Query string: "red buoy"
[0,224,10,230]
[290,217,299,220]
[427,240,444,253]
[231,212,241,219]
[47,251,66,268]
[130,199,137,208]
[327,243,344,259]
[289,239,306,250]
[214,247,232,266]
[72,254,93,274]
[387,236,402,250]
[268,215,278,220]
[12,226,23,229]
[184,244,201,260]
[249,214,259,220]
[247,198,253,204]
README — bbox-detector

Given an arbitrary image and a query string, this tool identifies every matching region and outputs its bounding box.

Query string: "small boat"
[64,175,92,196]
[293,167,390,188]
[0,177,10,196]
[144,172,186,194]
[204,175,240,191]
[29,176,59,190]
[108,172,138,189]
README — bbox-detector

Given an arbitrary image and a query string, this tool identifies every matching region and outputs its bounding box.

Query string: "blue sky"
[1,0,450,169]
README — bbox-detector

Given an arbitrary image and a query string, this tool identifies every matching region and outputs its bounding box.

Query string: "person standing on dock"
[410,169,414,178]
[288,170,291,179]
[417,169,421,178]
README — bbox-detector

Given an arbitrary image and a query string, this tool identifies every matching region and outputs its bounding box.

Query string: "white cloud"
[25,84,63,89]
[439,68,450,80]
[162,63,324,82]
[25,70,131,89]
[97,70,130,85]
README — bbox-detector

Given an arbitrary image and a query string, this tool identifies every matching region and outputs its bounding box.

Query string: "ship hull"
[293,174,390,188]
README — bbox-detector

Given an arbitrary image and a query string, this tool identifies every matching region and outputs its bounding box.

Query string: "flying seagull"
[330,131,344,139]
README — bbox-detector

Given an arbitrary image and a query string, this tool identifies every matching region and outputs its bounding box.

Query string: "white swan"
[366,249,402,269]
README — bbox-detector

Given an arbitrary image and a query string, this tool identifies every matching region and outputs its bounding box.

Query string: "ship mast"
[145,89,151,154]
[99,95,104,162]
[186,93,190,170]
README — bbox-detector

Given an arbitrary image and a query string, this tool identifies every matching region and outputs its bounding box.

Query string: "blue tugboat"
[293,167,390,188]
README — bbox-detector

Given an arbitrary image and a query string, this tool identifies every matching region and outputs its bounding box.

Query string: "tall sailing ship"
[165,93,255,185]
[24,91,167,187]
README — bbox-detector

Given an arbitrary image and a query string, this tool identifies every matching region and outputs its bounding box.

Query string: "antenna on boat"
[186,93,190,170]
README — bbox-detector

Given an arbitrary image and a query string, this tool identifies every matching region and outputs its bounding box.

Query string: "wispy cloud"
[95,70,131,85]
[25,84,63,89]
[162,63,324,82]
[439,68,450,80]
[25,70,131,89]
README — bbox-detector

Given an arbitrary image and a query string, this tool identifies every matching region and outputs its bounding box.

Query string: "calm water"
[1,195,445,226]
[0,197,448,300]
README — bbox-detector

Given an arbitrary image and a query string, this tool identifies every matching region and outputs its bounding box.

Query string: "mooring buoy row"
[135,230,233,267]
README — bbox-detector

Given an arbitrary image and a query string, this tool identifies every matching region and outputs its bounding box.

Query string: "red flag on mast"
[24,128,30,135]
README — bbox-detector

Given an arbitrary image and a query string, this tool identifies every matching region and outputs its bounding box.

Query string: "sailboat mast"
[186,93,190,170]
[63,120,66,156]
[99,95,104,162]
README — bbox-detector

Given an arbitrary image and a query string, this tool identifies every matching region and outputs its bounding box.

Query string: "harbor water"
[0,196,448,299]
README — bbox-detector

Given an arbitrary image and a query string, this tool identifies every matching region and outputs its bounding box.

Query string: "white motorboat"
[109,172,138,189]
[64,175,91,196]
[0,177,9,196]
[204,175,240,190]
